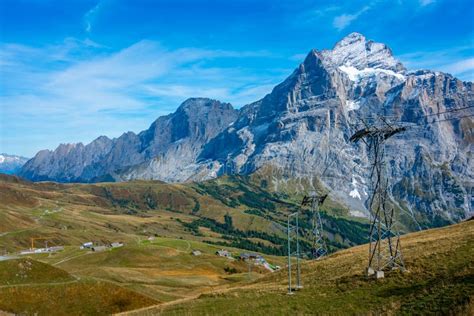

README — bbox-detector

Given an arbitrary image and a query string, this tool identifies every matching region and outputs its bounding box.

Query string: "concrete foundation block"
[366,267,375,276]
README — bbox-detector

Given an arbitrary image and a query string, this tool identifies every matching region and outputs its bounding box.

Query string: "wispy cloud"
[419,0,436,6]
[399,46,474,81]
[84,0,105,33]
[332,6,370,31]
[440,58,474,77]
[0,39,285,156]
[309,6,340,20]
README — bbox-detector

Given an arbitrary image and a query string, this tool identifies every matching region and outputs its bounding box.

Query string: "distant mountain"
[20,33,474,228]
[20,98,238,182]
[0,154,29,175]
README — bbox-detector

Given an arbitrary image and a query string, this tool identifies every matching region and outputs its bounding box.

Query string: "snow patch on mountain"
[0,154,29,175]
[349,177,362,200]
[350,210,369,218]
[346,100,360,111]
[339,65,406,82]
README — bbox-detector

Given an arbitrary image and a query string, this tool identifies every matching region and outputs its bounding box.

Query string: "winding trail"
[114,279,274,316]
[52,251,92,266]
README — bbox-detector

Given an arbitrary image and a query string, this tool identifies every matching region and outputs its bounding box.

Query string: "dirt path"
[0,279,79,289]
[52,251,92,266]
[115,292,202,316]
[114,279,274,315]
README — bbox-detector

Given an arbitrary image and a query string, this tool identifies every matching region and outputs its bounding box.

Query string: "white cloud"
[0,39,284,156]
[332,6,370,31]
[399,46,474,81]
[440,58,474,75]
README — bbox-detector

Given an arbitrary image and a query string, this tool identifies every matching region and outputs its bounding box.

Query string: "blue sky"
[1,0,473,157]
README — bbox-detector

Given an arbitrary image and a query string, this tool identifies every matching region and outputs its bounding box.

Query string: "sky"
[0,0,473,157]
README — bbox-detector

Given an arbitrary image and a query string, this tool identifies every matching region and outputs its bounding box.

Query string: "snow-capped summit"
[321,32,406,73]
[0,153,29,175]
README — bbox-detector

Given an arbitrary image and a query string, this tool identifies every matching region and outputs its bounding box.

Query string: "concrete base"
[375,270,385,279]
[296,285,304,290]
[287,291,295,295]
[366,267,375,276]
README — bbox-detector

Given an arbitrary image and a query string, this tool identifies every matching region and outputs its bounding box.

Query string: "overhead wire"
[357,104,474,123]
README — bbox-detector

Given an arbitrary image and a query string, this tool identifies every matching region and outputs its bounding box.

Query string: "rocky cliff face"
[20,98,238,182]
[20,33,473,225]
[198,33,473,224]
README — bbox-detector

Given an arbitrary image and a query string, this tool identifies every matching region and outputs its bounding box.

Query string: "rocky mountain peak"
[175,98,236,123]
[334,32,366,47]
[322,32,406,73]
[179,97,232,110]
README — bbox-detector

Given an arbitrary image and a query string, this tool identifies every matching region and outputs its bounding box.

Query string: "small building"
[192,250,202,256]
[255,256,266,264]
[240,253,263,261]
[216,249,231,258]
[81,242,93,249]
[240,253,250,260]
[91,246,108,252]
[240,253,267,265]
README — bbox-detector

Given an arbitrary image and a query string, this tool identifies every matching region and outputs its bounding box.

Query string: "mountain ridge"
[0,153,29,175]
[19,33,474,227]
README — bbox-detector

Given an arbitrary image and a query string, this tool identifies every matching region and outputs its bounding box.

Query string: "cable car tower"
[301,191,328,259]
[287,211,302,294]
[350,120,407,278]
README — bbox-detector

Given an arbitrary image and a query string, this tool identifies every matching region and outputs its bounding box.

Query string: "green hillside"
[0,173,370,257]
[127,220,474,315]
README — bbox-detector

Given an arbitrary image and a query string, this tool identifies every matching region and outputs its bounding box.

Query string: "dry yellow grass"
[119,220,474,315]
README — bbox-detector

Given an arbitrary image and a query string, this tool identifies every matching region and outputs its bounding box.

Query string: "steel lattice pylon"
[287,212,302,294]
[350,124,407,278]
[301,192,328,260]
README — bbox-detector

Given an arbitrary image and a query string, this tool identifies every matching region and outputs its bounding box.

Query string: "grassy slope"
[36,239,286,303]
[128,220,474,315]
[2,174,470,314]
[0,258,73,285]
[0,174,290,305]
[0,259,157,315]
[0,174,369,256]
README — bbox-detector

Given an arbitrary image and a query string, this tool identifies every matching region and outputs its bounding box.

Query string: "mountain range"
[0,154,29,175]
[18,33,474,227]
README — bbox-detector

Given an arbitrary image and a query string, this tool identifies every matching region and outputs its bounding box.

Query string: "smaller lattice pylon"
[301,192,328,260]
[287,212,302,294]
